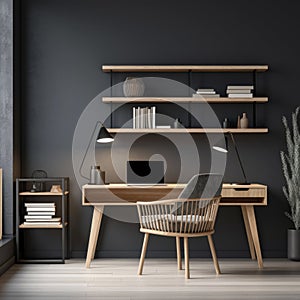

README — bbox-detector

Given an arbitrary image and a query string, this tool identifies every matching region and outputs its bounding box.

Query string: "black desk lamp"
[79,122,114,180]
[213,132,248,185]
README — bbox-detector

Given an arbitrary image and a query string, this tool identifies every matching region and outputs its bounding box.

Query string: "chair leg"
[207,235,221,275]
[176,236,182,270]
[184,237,190,279]
[138,233,149,275]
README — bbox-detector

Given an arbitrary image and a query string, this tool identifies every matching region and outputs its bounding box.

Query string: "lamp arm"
[229,132,248,184]
[79,121,103,180]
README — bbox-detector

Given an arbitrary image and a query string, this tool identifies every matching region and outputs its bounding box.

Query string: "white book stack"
[227,85,254,98]
[192,88,220,98]
[133,106,156,129]
[24,203,61,226]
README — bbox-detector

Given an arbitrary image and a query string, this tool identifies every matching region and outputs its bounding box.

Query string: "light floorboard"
[0,259,299,299]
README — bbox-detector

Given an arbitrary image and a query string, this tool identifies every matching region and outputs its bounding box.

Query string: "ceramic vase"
[240,113,249,128]
[237,115,241,128]
[223,118,229,128]
[123,77,145,97]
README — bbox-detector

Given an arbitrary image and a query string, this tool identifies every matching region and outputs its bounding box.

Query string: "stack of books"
[24,203,61,226]
[133,106,156,129]
[192,88,220,98]
[226,85,254,98]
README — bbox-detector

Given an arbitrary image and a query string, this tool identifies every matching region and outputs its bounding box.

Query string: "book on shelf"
[156,125,171,129]
[227,85,254,90]
[228,93,253,98]
[133,107,135,129]
[26,207,56,212]
[23,221,61,226]
[192,94,220,98]
[24,217,61,222]
[140,107,144,129]
[137,107,141,128]
[27,211,55,215]
[24,215,53,219]
[196,88,215,93]
[143,107,148,128]
[226,89,252,94]
[147,109,151,129]
[196,91,216,95]
[151,106,156,129]
[133,106,156,129]
[25,202,55,207]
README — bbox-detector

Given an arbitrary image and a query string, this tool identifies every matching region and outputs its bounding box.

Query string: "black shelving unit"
[102,65,268,131]
[16,177,69,263]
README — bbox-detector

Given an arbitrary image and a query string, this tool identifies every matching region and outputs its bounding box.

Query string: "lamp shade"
[96,125,114,143]
[213,138,228,153]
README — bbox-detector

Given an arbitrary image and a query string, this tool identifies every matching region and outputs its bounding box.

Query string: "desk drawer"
[84,187,182,204]
[221,188,265,198]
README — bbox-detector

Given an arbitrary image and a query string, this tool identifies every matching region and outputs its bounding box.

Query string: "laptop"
[126,161,166,186]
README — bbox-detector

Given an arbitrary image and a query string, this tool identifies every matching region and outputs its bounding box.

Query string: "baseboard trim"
[0,256,15,276]
[0,237,15,276]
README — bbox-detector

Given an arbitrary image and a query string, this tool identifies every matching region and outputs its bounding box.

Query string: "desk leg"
[241,206,256,260]
[246,206,263,269]
[91,206,104,260]
[85,206,103,268]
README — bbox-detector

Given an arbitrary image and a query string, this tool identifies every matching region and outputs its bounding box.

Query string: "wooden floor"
[0,259,300,299]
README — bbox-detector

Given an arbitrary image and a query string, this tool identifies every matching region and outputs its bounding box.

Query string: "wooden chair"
[136,174,222,279]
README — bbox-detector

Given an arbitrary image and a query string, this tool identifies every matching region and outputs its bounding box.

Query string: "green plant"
[280,107,300,230]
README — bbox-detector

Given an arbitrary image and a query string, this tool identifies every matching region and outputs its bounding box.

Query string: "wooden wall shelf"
[102,64,269,134]
[19,222,68,229]
[19,192,69,196]
[102,65,268,73]
[102,97,268,104]
[19,224,62,229]
[108,128,268,134]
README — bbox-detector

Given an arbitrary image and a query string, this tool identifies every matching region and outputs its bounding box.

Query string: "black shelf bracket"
[252,71,257,128]
[110,70,113,128]
[187,70,192,128]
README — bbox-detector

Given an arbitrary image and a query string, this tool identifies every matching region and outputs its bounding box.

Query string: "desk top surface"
[82,183,267,206]
[83,183,266,189]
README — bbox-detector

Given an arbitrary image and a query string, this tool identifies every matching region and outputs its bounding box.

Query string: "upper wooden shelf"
[108,128,268,134]
[102,97,268,104]
[19,192,69,196]
[102,65,268,73]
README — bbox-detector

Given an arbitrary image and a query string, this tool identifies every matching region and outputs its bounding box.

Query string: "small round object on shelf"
[123,77,145,97]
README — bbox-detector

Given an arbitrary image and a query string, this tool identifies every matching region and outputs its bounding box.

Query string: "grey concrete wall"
[0,0,14,236]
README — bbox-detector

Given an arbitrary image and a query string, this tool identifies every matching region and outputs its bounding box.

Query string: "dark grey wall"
[20,0,300,258]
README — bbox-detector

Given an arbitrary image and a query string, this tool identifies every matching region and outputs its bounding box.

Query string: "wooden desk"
[82,183,267,269]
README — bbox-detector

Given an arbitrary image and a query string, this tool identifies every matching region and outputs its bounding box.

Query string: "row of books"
[192,86,254,98]
[227,85,254,98]
[23,203,61,226]
[192,88,220,98]
[133,106,156,129]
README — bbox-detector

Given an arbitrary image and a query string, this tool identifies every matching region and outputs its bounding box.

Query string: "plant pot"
[288,229,300,261]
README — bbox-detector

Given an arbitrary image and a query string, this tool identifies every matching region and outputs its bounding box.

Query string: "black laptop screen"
[126,161,164,184]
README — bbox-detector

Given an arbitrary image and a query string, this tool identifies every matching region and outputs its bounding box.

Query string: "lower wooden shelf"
[19,222,68,229]
[102,97,268,103]
[19,192,69,196]
[108,128,268,134]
